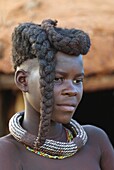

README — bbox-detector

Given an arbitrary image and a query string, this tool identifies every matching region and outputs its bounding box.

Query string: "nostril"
[69,91,77,96]
[62,90,77,96]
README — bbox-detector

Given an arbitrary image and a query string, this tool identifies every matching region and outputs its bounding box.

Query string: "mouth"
[56,104,76,112]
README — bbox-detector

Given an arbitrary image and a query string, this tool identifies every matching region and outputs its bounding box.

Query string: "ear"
[14,69,29,92]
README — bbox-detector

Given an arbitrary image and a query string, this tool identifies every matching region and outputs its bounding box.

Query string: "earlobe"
[14,70,29,92]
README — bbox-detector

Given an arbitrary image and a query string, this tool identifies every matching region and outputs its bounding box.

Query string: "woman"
[0,19,114,170]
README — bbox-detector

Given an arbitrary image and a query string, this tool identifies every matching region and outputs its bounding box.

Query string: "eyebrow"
[55,70,85,77]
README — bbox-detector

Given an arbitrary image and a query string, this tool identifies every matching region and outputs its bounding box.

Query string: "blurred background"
[0,0,114,146]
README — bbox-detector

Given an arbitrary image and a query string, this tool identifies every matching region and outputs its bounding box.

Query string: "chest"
[22,149,101,170]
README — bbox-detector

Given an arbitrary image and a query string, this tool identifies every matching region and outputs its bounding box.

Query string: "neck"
[47,121,66,141]
[22,104,66,142]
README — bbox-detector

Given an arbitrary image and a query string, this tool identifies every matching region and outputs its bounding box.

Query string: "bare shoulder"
[83,124,113,146]
[83,124,114,170]
[0,134,22,170]
[0,134,18,153]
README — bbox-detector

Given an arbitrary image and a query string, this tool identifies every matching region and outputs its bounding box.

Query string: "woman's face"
[52,52,84,124]
[25,52,84,124]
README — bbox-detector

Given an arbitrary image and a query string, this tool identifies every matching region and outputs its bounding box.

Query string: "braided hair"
[12,19,91,146]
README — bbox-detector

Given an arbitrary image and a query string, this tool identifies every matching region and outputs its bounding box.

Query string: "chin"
[52,115,72,125]
[62,118,72,124]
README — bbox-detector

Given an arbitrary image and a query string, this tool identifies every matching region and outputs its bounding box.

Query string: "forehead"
[55,52,83,69]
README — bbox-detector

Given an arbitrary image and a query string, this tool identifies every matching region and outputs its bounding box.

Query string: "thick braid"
[12,23,37,69]
[32,33,57,146]
[29,25,57,146]
[42,19,91,56]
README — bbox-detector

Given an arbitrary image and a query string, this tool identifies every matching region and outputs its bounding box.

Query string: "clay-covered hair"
[12,19,91,146]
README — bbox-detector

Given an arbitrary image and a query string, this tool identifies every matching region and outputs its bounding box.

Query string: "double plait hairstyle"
[12,19,91,147]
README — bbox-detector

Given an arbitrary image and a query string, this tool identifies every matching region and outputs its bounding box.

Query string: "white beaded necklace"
[9,112,88,159]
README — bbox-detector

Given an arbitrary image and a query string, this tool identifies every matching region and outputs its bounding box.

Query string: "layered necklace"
[9,112,88,159]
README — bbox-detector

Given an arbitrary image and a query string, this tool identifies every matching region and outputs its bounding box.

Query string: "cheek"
[78,85,83,101]
[53,85,61,102]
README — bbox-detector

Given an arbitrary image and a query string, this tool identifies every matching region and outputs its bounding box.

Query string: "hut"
[0,0,114,145]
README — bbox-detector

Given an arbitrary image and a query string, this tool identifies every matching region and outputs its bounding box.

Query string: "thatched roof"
[0,0,114,91]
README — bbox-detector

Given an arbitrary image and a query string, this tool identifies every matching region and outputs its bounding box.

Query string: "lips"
[57,103,76,107]
[56,103,76,112]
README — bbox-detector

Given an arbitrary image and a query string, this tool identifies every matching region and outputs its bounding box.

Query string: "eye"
[73,78,83,84]
[54,77,64,84]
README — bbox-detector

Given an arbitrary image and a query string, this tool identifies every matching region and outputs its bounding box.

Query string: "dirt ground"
[0,0,114,90]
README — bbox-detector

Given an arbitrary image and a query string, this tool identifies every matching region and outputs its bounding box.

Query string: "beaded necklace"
[9,112,88,159]
[25,128,73,159]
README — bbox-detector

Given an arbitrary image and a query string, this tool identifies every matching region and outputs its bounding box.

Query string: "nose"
[61,80,78,96]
